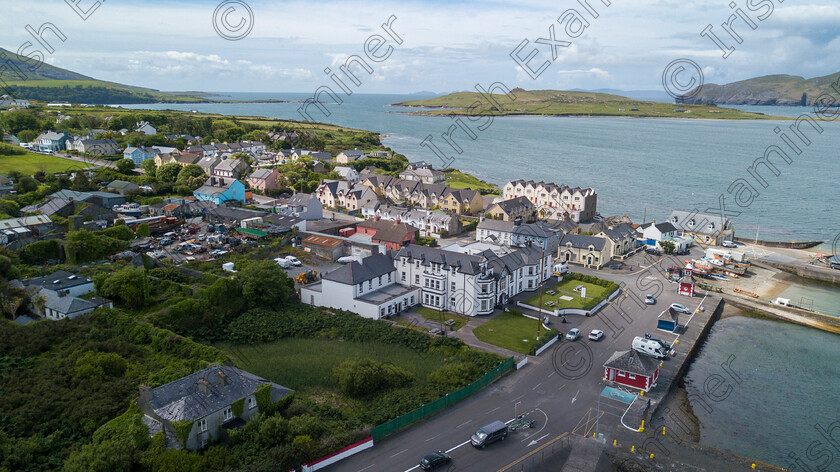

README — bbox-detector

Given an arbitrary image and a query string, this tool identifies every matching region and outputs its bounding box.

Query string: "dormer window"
[688,219,695,227]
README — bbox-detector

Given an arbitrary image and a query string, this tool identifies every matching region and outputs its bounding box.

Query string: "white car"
[722,240,737,248]
[588,329,604,341]
[566,328,581,341]
[670,303,692,314]
[645,294,656,305]
[285,255,302,266]
[274,257,291,269]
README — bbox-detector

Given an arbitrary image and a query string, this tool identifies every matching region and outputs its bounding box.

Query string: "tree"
[13,175,38,194]
[156,162,182,183]
[16,129,37,143]
[238,260,293,309]
[205,277,245,320]
[116,159,135,174]
[140,158,157,178]
[135,223,150,238]
[95,267,148,308]
[660,240,675,255]
[176,164,205,183]
[332,359,414,397]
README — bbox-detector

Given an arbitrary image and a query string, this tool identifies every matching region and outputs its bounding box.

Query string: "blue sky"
[3,0,840,94]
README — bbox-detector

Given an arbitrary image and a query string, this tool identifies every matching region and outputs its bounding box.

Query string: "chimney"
[197,377,211,395]
[216,370,229,387]
[139,383,153,406]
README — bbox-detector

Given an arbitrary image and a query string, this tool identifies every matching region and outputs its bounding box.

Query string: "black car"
[420,452,451,470]
[645,248,660,256]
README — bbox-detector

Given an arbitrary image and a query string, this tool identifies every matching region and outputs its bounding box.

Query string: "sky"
[2,0,840,94]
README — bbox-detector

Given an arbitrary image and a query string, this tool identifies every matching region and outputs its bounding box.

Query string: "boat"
[709,274,728,280]
[112,202,143,216]
[707,258,724,267]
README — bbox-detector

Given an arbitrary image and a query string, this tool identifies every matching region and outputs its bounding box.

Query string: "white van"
[632,336,667,359]
[552,263,569,275]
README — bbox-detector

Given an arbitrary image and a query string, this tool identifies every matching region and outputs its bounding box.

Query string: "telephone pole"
[537,244,545,340]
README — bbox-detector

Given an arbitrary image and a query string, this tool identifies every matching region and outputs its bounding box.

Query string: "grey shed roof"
[603,350,659,376]
[560,233,606,251]
[322,253,395,285]
[148,365,292,422]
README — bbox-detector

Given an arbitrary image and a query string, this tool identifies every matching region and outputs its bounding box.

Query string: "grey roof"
[598,223,636,242]
[478,219,515,232]
[288,193,315,206]
[206,206,267,221]
[50,189,91,200]
[666,210,730,233]
[560,233,606,251]
[147,365,292,422]
[322,253,395,285]
[23,270,92,291]
[394,245,485,275]
[195,177,239,196]
[339,150,365,157]
[248,168,274,180]
[492,196,534,214]
[41,289,97,317]
[215,158,247,173]
[108,180,139,190]
[22,198,73,216]
[514,221,561,239]
[603,350,659,376]
[653,222,677,233]
[36,131,67,141]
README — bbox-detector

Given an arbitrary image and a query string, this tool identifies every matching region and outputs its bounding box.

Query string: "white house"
[666,210,734,246]
[335,150,365,164]
[135,121,157,135]
[277,193,323,220]
[638,221,691,252]
[334,166,360,184]
[301,253,420,319]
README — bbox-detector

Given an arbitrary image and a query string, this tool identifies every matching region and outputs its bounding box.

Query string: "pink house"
[247,168,280,191]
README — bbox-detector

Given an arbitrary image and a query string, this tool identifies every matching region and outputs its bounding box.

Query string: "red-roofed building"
[356,218,418,251]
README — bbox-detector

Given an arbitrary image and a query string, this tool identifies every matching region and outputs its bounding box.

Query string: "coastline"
[385,109,792,121]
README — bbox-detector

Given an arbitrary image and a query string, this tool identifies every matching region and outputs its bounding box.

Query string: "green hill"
[683,72,840,106]
[0,47,207,104]
[392,88,786,119]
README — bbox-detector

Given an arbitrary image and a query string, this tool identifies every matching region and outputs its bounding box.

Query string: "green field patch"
[473,311,557,354]
[0,153,84,175]
[524,279,609,311]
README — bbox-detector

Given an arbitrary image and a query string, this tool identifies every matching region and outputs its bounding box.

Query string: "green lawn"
[473,311,557,354]
[524,279,609,310]
[0,153,84,175]
[444,169,500,194]
[414,306,468,331]
[217,338,450,392]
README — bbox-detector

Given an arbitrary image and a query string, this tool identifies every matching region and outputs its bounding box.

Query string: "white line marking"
[358,465,376,472]
[532,382,542,391]
[445,440,471,453]
[456,419,472,428]
[424,434,440,442]
[527,433,550,447]
[401,465,419,472]
[548,371,555,378]
[520,408,549,442]
[488,406,500,414]
[390,448,408,458]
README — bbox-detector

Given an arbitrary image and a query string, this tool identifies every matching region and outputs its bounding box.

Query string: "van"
[632,336,667,360]
[471,421,508,448]
[552,263,569,276]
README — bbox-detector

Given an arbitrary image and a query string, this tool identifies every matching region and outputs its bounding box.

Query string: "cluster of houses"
[501,180,598,223]
[11,270,113,323]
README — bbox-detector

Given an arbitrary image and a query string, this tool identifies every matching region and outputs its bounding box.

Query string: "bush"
[332,358,415,397]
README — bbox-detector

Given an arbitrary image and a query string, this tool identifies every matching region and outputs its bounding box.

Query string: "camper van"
[552,263,569,276]
[632,336,667,360]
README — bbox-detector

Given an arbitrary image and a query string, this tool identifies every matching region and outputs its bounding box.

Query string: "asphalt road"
[324,248,709,472]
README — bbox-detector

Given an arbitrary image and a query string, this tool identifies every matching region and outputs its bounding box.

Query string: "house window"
[628,373,636,380]
[199,419,208,432]
[451,282,456,291]
[410,296,414,304]
[415,274,420,284]
[617,372,625,377]
[388,273,392,282]
[248,396,256,409]
[223,407,233,422]
[368,281,372,290]
[402,272,406,281]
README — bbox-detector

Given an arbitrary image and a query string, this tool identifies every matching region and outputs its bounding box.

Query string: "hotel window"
[415,274,420,284]
[451,282,456,291]
[401,272,406,281]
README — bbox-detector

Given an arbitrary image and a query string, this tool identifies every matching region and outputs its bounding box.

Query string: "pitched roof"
[248,168,275,181]
[322,253,395,284]
[40,289,98,317]
[147,365,292,422]
[653,222,677,233]
[108,180,139,190]
[477,219,515,232]
[492,196,534,214]
[394,245,485,275]
[358,220,418,243]
[560,233,606,251]
[603,350,659,376]
[23,270,92,291]
[598,223,636,242]
[666,210,730,233]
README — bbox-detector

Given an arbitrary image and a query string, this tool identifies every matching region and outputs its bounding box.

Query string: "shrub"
[332,358,415,397]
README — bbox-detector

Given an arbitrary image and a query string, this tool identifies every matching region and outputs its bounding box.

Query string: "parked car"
[160,238,173,246]
[645,248,661,256]
[470,421,508,448]
[645,294,656,305]
[674,249,690,256]
[419,452,451,470]
[722,240,737,248]
[566,328,581,341]
[198,234,206,241]
[285,255,302,266]
[588,329,604,341]
[274,257,291,269]
[670,303,691,314]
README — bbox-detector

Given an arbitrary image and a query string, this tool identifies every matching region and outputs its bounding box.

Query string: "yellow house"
[484,196,535,221]
[439,189,483,214]
[154,152,179,167]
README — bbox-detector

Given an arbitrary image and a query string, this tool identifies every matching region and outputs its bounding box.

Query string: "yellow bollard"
[631,446,635,453]
[650,453,655,459]
[662,427,666,435]
[593,432,596,438]
[675,339,679,344]
[613,439,617,446]
[751,465,756,469]
[640,391,644,396]
[638,427,645,433]
[641,420,645,427]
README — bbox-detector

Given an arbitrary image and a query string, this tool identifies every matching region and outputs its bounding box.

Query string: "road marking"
[358,465,376,472]
[497,433,569,472]
[424,434,440,442]
[527,433,550,447]
[548,371,555,378]
[390,449,408,458]
[487,406,500,414]
[571,388,580,404]
[445,440,471,454]
[512,394,525,403]
[558,384,567,391]
[531,382,542,391]
[520,408,549,442]
[401,466,419,472]
[456,419,472,428]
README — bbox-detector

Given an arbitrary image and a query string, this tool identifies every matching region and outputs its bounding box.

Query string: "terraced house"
[138,365,292,450]
[502,180,598,223]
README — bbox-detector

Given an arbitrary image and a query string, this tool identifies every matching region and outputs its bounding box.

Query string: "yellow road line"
[496,432,569,472]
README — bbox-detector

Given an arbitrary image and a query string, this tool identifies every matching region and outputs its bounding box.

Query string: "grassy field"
[414,306,468,331]
[524,279,610,310]
[444,169,500,194]
[0,153,81,175]
[217,338,450,392]
[394,89,790,120]
[473,311,557,354]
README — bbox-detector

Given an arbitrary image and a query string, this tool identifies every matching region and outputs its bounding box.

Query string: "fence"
[371,357,515,441]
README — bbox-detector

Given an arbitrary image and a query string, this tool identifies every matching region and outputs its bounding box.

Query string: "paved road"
[325,248,709,472]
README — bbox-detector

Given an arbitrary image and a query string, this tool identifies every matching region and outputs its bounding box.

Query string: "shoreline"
[385,109,791,121]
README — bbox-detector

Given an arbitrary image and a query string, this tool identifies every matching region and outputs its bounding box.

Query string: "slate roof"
[147,365,292,422]
[394,245,486,275]
[666,210,730,233]
[108,180,139,190]
[478,219,515,232]
[603,350,659,376]
[598,223,637,242]
[288,193,314,206]
[23,270,92,292]
[248,168,274,181]
[322,253,395,284]
[492,196,535,214]
[653,222,677,233]
[40,289,97,318]
[560,233,607,251]
[194,177,240,196]
[22,198,73,216]
[215,158,247,173]
[514,221,562,239]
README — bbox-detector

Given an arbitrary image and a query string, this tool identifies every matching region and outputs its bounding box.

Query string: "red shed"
[603,350,660,392]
